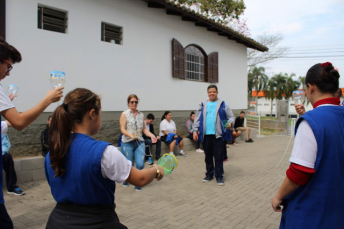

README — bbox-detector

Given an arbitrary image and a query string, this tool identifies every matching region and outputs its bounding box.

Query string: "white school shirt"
[101,145,132,183]
[0,85,14,134]
[159,119,176,136]
[1,121,8,134]
[289,104,337,169]
[0,84,15,114]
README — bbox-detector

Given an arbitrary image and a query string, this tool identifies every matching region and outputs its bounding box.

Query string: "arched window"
[185,45,205,81]
[172,39,218,83]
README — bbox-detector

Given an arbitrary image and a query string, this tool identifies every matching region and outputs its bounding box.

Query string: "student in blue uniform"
[271,62,344,228]
[45,88,164,229]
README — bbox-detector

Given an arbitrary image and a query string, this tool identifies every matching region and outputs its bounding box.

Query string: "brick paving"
[3,135,294,229]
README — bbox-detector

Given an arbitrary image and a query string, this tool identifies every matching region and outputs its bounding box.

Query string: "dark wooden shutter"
[207,52,218,83]
[172,39,185,79]
[0,0,5,39]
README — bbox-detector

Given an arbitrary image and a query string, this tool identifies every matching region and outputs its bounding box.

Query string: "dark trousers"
[144,139,161,159]
[203,135,225,179]
[2,154,17,192]
[222,143,228,160]
[187,135,201,149]
[0,204,13,229]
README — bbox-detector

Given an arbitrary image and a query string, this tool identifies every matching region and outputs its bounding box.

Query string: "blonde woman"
[120,94,157,191]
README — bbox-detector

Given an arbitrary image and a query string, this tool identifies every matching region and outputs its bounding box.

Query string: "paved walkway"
[3,135,294,229]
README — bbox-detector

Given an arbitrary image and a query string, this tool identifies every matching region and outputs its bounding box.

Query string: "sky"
[243,0,344,87]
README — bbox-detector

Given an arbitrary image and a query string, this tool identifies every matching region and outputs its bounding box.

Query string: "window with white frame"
[185,46,205,81]
[101,22,122,45]
[38,5,68,34]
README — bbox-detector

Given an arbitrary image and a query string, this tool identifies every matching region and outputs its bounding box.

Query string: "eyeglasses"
[129,101,138,104]
[0,58,13,74]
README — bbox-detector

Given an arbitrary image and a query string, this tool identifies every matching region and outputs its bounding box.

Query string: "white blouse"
[121,109,144,143]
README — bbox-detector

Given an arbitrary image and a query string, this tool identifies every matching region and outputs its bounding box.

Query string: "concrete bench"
[2,156,45,185]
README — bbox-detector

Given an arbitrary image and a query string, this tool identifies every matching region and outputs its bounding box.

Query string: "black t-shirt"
[41,126,49,157]
[234,117,244,129]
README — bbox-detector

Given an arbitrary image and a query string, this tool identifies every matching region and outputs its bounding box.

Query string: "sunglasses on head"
[129,101,138,104]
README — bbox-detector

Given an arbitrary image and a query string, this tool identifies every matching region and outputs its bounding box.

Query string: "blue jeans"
[121,141,145,170]
[203,135,225,179]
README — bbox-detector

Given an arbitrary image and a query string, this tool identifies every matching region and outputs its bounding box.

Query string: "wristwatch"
[151,165,160,178]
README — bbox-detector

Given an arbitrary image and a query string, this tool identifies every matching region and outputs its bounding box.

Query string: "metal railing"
[246,110,260,135]
[290,118,297,136]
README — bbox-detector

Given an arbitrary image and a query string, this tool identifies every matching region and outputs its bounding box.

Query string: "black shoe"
[202,177,213,182]
[7,187,24,196]
[245,139,254,143]
[217,178,224,186]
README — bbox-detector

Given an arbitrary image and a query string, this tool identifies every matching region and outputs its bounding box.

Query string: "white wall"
[4,0,248,112]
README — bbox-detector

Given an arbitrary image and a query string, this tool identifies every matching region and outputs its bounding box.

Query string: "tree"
[247,33,289,67]
[271,73,286,100]
[177,0,246,24]
[284,73,301,99]
[263,78,276,117]
[248,66,268,112]
[299,76,306,90]
[227,15,251,36]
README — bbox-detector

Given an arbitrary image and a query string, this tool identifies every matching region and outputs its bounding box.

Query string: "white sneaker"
[196,149,204,153]
[179,151,187,157]
[169,152,178,158]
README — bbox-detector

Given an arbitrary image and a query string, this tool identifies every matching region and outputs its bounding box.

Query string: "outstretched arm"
[126,164,164,187]
[2,87,63,131]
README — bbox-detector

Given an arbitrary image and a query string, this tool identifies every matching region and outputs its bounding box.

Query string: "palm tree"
[263,78,276,117]
[299,76,306,90]
[284,73,301,99]
[248,66,268,112]
[271,73,286,100]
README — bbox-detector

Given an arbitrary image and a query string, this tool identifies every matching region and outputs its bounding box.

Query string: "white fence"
[245,110,260,135]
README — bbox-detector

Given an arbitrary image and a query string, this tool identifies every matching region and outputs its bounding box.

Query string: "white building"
[1,0,269,156]
[1,0,267,114]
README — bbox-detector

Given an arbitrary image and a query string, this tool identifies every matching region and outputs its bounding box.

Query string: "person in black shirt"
[40,116,52,157]
[143,114,161,163]
[234,111,253,143]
